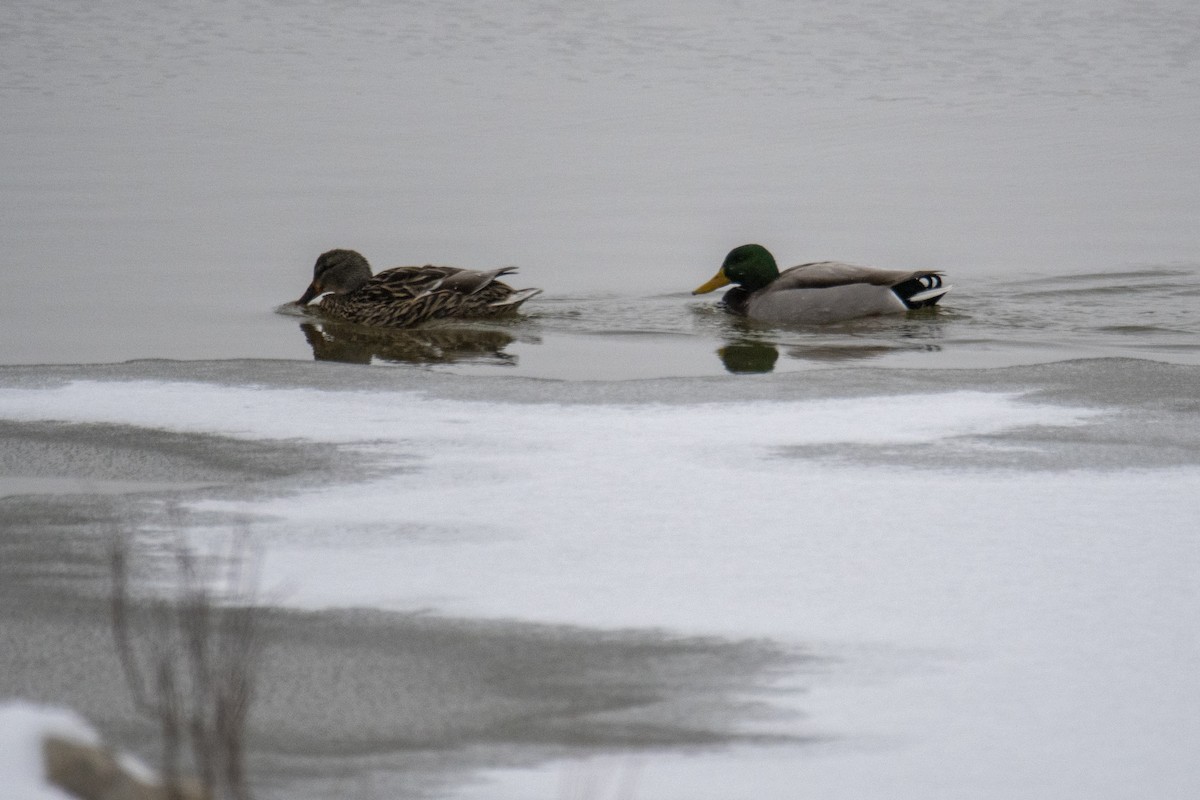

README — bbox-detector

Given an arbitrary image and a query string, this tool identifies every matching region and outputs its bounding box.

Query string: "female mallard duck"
[693,244,949,325]
[295,249,541,328]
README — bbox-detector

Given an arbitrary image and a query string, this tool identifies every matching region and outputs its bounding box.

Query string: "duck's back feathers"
[369,265,461,299]
[304,255,540,328]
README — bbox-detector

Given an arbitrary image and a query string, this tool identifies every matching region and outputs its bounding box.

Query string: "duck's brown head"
[297,249,374,305]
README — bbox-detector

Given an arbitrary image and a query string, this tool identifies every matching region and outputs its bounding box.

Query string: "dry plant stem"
[109,530,262,800]
[178,544,217,794]
[110,537,152,715]
[155,654,184,800]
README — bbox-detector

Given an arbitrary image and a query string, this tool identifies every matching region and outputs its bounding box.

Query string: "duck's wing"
[369,266,460,299]
[430,266,520,295]
[772,262,937,290]
[773,262,950,309]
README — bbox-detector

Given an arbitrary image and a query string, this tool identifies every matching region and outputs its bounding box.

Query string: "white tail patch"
[908,285,952,304]
[490,288,542,307]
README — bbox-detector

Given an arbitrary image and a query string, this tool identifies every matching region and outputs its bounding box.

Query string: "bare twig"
[109,528,262,800]
[110,535,151,715]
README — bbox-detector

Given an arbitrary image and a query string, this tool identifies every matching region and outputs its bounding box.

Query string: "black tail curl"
[893,273,948,309]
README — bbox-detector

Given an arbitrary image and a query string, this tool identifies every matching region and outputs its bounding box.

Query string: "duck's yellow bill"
[692,271,731,295]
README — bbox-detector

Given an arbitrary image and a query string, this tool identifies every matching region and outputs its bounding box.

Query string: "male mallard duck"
[295,249,541,328]
[693,244,949,325]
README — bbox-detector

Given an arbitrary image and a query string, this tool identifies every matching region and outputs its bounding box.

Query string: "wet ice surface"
[2,358,1199,798]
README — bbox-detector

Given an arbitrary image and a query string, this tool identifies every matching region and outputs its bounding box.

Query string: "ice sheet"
[2,376,1198,798]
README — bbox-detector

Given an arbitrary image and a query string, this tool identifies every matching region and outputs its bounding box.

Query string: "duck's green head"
[297,249,373,305]
[692,244,781,295]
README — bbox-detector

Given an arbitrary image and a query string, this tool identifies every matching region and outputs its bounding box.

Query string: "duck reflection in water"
[299,319,521,366]
[718,341,780,374]
[716,321,945,373]
[717,338,944,374]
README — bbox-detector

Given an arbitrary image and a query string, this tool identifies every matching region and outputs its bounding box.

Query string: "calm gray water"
[3,2,1200,799]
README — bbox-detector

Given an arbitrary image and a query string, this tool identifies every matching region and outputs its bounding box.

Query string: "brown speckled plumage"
[296,249,541,328]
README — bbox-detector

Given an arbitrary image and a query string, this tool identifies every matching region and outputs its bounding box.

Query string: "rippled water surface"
[282,264,1200,378]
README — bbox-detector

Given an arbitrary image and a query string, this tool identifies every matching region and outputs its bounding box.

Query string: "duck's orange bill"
[692,271,731,295]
